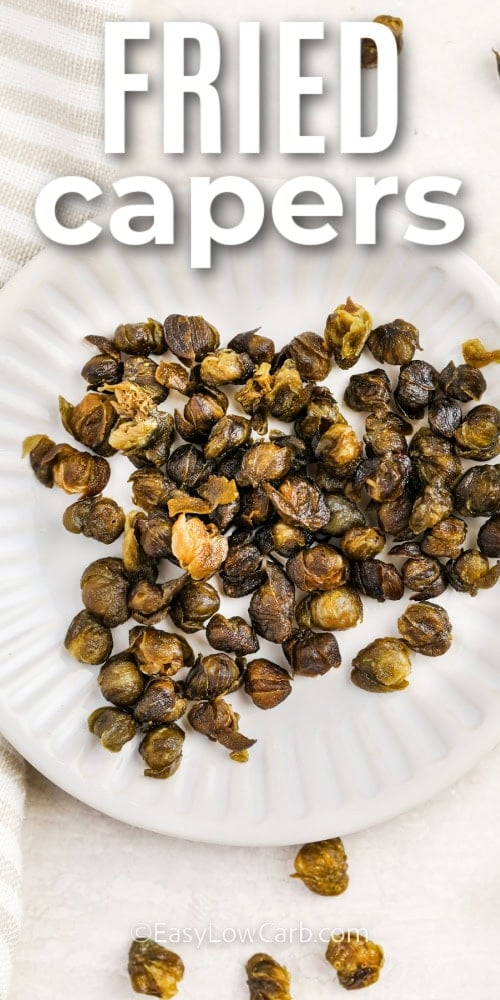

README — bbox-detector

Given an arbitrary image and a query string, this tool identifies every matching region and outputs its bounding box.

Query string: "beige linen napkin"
[0,1,129,994]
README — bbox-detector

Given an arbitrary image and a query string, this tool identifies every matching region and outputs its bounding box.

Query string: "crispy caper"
[63,495,125,544]
[478,515,500,558]
[296,586,363,630]
[353,454,411,503]
[249,562,295,642]
[139,724,185,779]
[375,492,414,538]
[286,545,349,591]
[59,392,117,456]
[397,601,452,656]
[439,360,486,401]
[322,494,367,536]
[113,318,166,356]
[80,557,129,627]
[206,614,259,655]
[421,516,467,559]
[88,707,137,752]
[228,328,275,364]
[166,444,211,488]
[129,626,194,676]
[314,423,363,478]
[23,436,110,496]
[461,338,500,369]
[287,331,331,380]
[409,428,462,488]
[64,610,113,664]
[122,512,158,585]
[367,317,419,364]
[454,404,500,460]
[325,933,384,990]
[81,345,123,388]
[204,415,252,460]
[427,396,462,439]
[294,385,343,443]
[351,637,412,692]
[401,555,446,600]
[129,469,177,512]
[343,369,391,412]
[220,533,267,598]
[255,521,311,558]
[363,410,412,457]
[340,526,386,561]
[163,314,219,365]
[171,514,228,580]
[237,485,273,530]
[351,559,404,602]
[446,550,500,596]
[454,465,500,517]
[175,385,228,442]
[128,576,188,626]
[98,652,145,705]
[135,510,173,559]
[184,653,242,700]
[409,483,453,535]
[200,348,254,386]
[128,938,184,999]
[324,297,372,369]
[241,442,293,486]
[134,679,187,725]
[169,580,220,632]
[264,476,331,530]
[244,659,292,710]
[283,629,341,676]
[122,356,168,404]
[155,360,190,394]
[394,360,438,419]
[292,837,348,896]
[188,699,256,755]
[246,954,291,1000]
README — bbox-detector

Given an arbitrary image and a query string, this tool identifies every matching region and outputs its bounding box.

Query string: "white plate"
[0,215,499,845]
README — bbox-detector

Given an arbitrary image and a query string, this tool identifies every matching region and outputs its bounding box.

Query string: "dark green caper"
[454,465,500,517]
[421,516,467,559]
[206,614,259,655]
[128,576,188,626]
[249,562,295,642]
[446,550,500,596]
[397,601,452,656]
[63,496,125,544]
[80,557,129,627]
[139,723,185,778]
[409,428,462,488]
[408,483,453,535]
[364,410,412,457]
[454,404,500,460]
[98,652,145,705]
[64,610,112,664]
[169,580,220,632]
[129,626,194,676]
[322,495,367,536]
[351,637,411,692]
[88,707,137,751]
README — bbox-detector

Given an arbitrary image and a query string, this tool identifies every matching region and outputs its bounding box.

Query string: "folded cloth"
[0,0,130,992]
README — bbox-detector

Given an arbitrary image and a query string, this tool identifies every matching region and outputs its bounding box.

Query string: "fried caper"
[340,526,385,561]
[324,297,372,369]
[351,559,404,602]
[409,428,462,488]
[129,626,194,676]
[122,356,168,404]
[175,385,228,442]
[408,483,453,535]
[163,314,219,365]
[188,699,256,755]
[171,514,228,580]
[166,444,211,488]
[244,659,292,710]
[81,335,123,387]
[376,492,414,538]
[286,545,349,591]
[314,423,363,478]
[206,614,259,655]
[454,465,500,517]
[113,317,166,355]
[353,454,411,503]
[64,610,113,664]
[446,550,500,596]
[454,404,500,460]
[128,576,188,626]
[427,395,462,439]
[139,724,185,778]
[291,837,348,896]
[80,557,129,627]
[200,348,254,386]
[128,938,184,999]
[439,359,487,399]
[228,328,275,363]
[322,495,367,536]
[246,954,291,1000]
[461,338,500,369]
[98,652,145,705]
[63,495,125,544]
[343,368,391,412]
[394,360,438,419]
[169,580,220,632]
[265,476,331,531]
[249,562,295,642]
[255,521,311,558]
[478,515,500,558]
[204,415,252,460]
[184,653,241,701]
[241,442,293,486]
[421,516,467,559]
[397,601,452,656]
[283,629,341,676]
[367,317,419,364]
[363,409,412,457]
[59,392,117,456]
[134,679,187,725]
[287,331,332,380]
[325,933,384,990]
[88,707,137,752]
[23,435,110,496]
[135,510,173,559]
[129,469,177,512]
[401,555,446,600]
[351,637,412,692]
[296,586,363,630]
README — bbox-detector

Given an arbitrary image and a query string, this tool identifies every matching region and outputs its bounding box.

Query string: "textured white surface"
[5,0,500,997]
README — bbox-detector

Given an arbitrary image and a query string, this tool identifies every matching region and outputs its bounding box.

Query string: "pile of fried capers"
[23,296,500,779]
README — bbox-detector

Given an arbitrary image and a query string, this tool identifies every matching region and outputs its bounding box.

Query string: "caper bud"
[98,652,145,705]
[129,626,194,676]
[123,356,168,404]
[155,360,190,394]
[294,385,342,443]
[363,409,412,457]
[227,328,275,363]
[88,707,137,752]
[128,938,184,999]
[322,494,367,536]
[409,428,462,488]
[23,436,110,497]
[376,492,414,538]
[353,454,411,503]
[427,396,462,439]
[296,586,363,630]
[287,331,331,380]
[63,495,125,544]
[176,385,228,442]
[129,469,177,512]
[314,423,363,478]
[241,442,293,486]
[135,510,173,558]
[184,653,242,701]
[421,515,466,559]
[220,534,266,598]
[446,550,500,596]
[122,512,158,585]
[286,544,349,591]
[246,953,291,1000]
[351,637,412,692]
[128,576,188,626]
[398,601,452,656]
[324,296,372,369]
[200,348,254,386]
[343,368,391,412]
[454,404,500,460]
[170,580,220,632]
[139,723,185,778]
[237,485,273,530]
[401,555,446,600]
[244,659,292,710]
[439,360,486,402]
[81,353,123,388]
[134,679,187,725]
[206,614,259,655]
[188,699,256,755]
[325,932,385,990]
[292,837,348,896]
[80,556,129,627]
[163,314,219,365]
[64,609,112,664]
[454,465,500,517]
[204,415,252,460]
[340,526,386,561]
[263,359,311,420]
[113,317,166,355]
[171,514,228,580]
[249,562,295,642]
[351,559,404,602]
[394,360,438,419]
[409,483,453,535]
[264,476,331,530]
[58,392,117,456]
[283,629,341,676]
[367,317,419,364]
[478,515,500,558]
[255,521,311,558]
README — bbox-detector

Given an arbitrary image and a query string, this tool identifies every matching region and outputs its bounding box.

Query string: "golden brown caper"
[135,510,173,559]
[155,360,191,394]
[129,626,194,676]
[454,465,500,517]
[171,514,228,580]
[367,317,418,364]
[246,953,291,1000]
[228,328,275,364]
[204,415,252,460]
[169,580,220,632]
[206,613,259,655]
[113,318,166,356]
[163,314,220,365]
[283,629,341,676]
[264,476,331,530]
[395,360,438,419]
[128,576,188,626]
[375,492,413,538]
[421,516,467,559]
[351,559,404,602]
[478,515,500,558]
[128,938,184,999]
[314,423,363,478]
[461,338,500,369]
[363,410,412,457]
[237,485,274,531]
[325,933,384,990]
[454,404,500,461]
[244,659,292,710]
[324,297,372,369]
[446,550,500,596]
[166,445,210,488]
[340,526,385,561]
[63,495,125,544]
[220,533,267,598]
[80,557,129,627]
[129,469,177,512]
[23,435,110,496]
[343,369,391,412]
[296,586,363,630]
[188,699,256,755]
[255,521,311,558]
[64,610,113,664]
[134,679,187,725]
[352,637,412,692]
[139,723,185,778]
[88,707,137,752]
[401,555,446,600]
[107,383,174,469]
[294,385,343,443]
[427,396,462,439]
[353,454,411,503]
[287,331,332,380]
[292,837,348,896]
[241,442,293,486]
[184,653,242,700]
[98,652,145,705]
[59,392,117,456]
[122,511,158,585]
[249,562,296,642]
[81,336,123,387]
[398,601,452,656]
[361,14,403,69]
[408,483,453,535]
[409,428,462,488]
[200,348,254,386]
[122,356,168,404]
[439,359,487,399]
[286,545,349,591]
